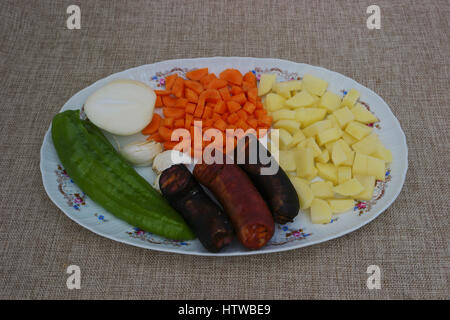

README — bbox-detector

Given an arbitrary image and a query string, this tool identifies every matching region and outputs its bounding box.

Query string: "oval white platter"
[40,57,408,256]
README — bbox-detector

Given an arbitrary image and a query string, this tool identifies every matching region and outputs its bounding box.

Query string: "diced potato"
[278,128,293,149]
[319,91,342,112]
[337,166,352,184]
[298,137,322,157]
[317,127,343,146]
[340,88,360,108]
[352,153,368,176]
[302,74,328,97]
[333,139,354,166]
[310,181,334,199]
[303,120,332,138]
[345,121,372,140]
[290,177,314,209]
[304,167,318,181]
[324,141,336,153]
[351,103,378,124]
[258,74,277,96]
[316,163,338,185]
[264,93,286,112]
[278,150,296,172]
[316,149,330,163]
[272,109,296,122]
[331,141,348,166]
[274,119,300,134]
[342,150,355,166]
[342,131,359,145]
[328,199,355,214]
[294,146,315,179]
[310,198,332,224]
[333,106,355,128]
[310,94,321,108]
[354,175,376,200]
[352,133,382,155]
[371,145,393,163]
[326,114,340,128]
[273,80,302,98]
[295,108,327,127]
[332,178,364,196]
[367,155,385,181]
[288,129,306,147]
[285,90,316,108]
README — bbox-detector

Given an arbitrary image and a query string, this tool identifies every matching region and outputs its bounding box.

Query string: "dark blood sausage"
[159,164,233,253]
[193,161,274,250]
[236,138,300,224]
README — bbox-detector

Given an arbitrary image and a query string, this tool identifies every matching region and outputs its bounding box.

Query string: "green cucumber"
[51,110,195,240]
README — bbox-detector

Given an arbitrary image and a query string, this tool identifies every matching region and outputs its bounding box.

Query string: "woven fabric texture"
[0,0,449,299]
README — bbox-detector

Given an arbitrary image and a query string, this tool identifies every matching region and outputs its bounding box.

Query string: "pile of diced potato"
[258,73,393,224]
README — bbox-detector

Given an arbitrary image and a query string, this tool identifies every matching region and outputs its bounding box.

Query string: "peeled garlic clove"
[152,150,192,174]
[120,140,163,167]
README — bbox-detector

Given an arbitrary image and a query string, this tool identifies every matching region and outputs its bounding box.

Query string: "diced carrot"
[206,102,216,109]
[226,100,241,113]
[163,107,185,119]
[171,77,184,98]
[227,113,239,124]
[230,92,247,105]
[174,118,184,128]
[186,103,196,114]
[243,71,257,88]
[186,68,208,81]
[163,141,180,150]
[185,113,193,129]
[163,117,174,128]
[147,132,164,142]
[155,96,164,108]
[193,104,204,118]
[184,80,204,95]
[201,89,221,103]
[202,106,213,119]
[220,112,228,122]
[155,90,171,96]
[242,81,253,92]
[219,69,243,86]
[207,78,228,90]
[255,109,267,119]
[200,73,217,87]
[158,126,173,141]
[243,101,256,114]
[203,118,214,128]
[231,86,243,95]
[219,87,232,101]
[256,101,264,109]
[213,118,227,131]
[185,88,199,103]
[235,119,249,131]
[165,74,178,90]
[247,117,258,129]
[162,95,177,107]
[142,113,162,134]
[258,115,273,127]
[237,109,248,122]
[175,98,188,108]
[247,88,258,104]
[226,124,237,130]
[213,100,227,114]
[212,112,221,122]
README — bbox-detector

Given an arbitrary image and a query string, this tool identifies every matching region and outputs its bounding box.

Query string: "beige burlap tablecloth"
[1,0,448,299]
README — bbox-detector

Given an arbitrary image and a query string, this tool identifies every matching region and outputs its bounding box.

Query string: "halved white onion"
[84,79,156,136]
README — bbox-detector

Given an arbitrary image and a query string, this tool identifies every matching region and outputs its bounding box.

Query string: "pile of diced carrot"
[141,68,272,155]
